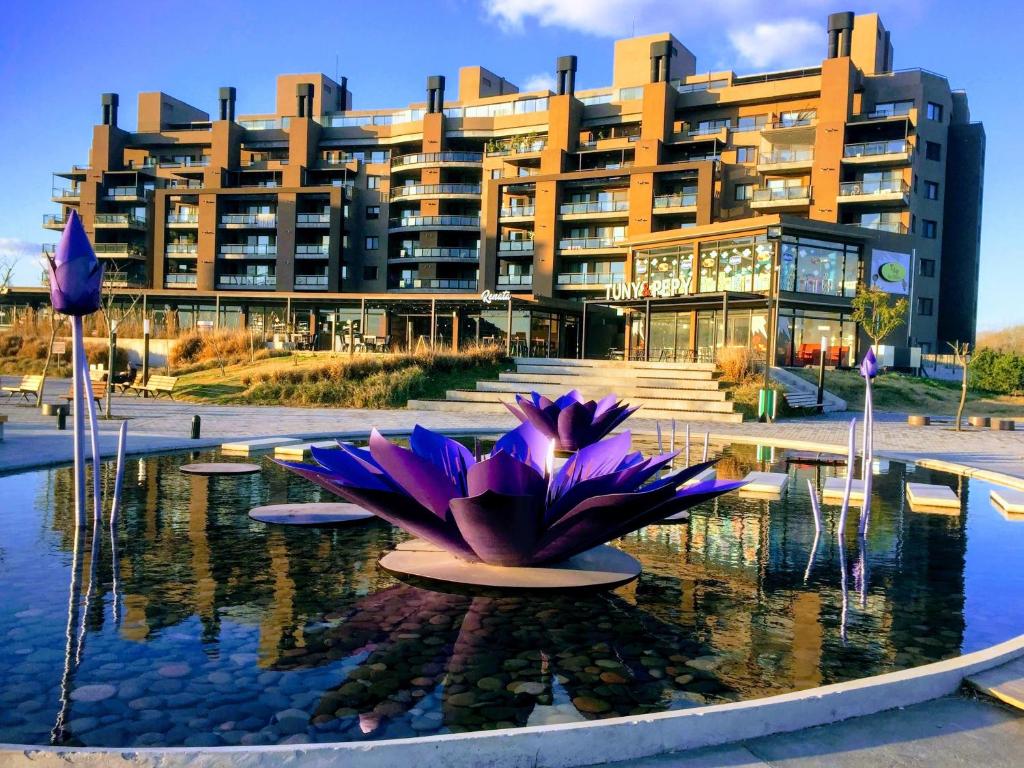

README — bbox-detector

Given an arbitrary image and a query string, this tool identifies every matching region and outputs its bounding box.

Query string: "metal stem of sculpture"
[685,424,691,468]
[70,318,87,527]
[110,421,128,625]
[80,343,102,524]
[702,432,709,463]
[51,510,83,744]
[803,480,823,584]
[670,419,676,463]
[656,421,663,453]
[836,418,858,542]
[858,349,878,537]
[839,528,850,645]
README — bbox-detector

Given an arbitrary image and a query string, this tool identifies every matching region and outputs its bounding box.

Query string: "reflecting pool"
[1,441,1022,747]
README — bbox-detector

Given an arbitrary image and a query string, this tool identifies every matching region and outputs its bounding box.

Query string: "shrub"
[0,334,22,356]
[717,347,758,382]
[970,347,1024,395]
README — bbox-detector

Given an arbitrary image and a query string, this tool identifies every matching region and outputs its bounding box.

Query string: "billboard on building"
[869,249,912,295]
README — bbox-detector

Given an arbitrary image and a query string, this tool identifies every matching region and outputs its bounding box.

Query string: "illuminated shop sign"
[603,277,687,301]
[481,289,512,304]
[869,249,911,295]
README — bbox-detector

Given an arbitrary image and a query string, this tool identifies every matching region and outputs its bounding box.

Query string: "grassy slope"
[790,367,1024,416]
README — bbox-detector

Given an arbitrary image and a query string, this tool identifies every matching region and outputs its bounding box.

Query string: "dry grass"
[716,347,759,382]
[977,325,1024,354]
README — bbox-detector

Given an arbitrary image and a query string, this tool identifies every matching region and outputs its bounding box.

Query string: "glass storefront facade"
[779,235,860,297]
[775,309,857,367]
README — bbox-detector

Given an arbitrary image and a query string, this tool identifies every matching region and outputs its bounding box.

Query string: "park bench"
[129,374,179,399]
[63,379,108,405]
[1,375,45,404]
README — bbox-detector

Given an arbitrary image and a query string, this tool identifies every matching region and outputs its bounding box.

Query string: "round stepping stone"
[181,463,261,476]
[379,542,640,591]
[71,684,117,702]
[248,502,374,527]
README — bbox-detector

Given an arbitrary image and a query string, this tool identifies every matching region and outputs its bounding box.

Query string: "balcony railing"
[296,213,330,225]
[220,213,278,227]
[500,205,536,217]
[851,220,909,234]
[396,248,479,260]
[752,185,811,202]
[158,157,210,168]
[102,271,146,288]
[167,214,199,225]
[843,139,910,158]
[558,237,626,251]
[52,186,80,200]
[94,243,144,257]
[295,274,328,287]
[167,179,203,189]
[392,151,483,167]
[388,215,481,229]
[498,240,534,252]
[391,183,481,199]
[166,243,198,254]
[217,274,277,287]
[485,140,547,157]
[497,274,533,287]
[104,186,148,199]
[43,214,66,228]
[688,124,729,137]
[557,273,617,285]
[762,148,814,164]
[295,244,329,256]
[839,179,909,196]
[764,117,816,130]
[395,278,479,291]
[559,200,629,215]
[219,244,278,256]
[653,193,698,208]
[94,213,145,226]
[164,273,198,286]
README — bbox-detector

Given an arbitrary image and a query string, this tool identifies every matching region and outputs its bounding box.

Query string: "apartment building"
[19,10,983,364]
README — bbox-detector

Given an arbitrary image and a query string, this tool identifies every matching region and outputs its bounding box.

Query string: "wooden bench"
[129,375,179,399]
[64,380,108,405]
[2,375,44,404]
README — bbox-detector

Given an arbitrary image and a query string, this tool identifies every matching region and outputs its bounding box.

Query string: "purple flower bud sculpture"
[857,348,877,536]
[278,425,744,568]
[45,210,106,528]
[504,390,639,453]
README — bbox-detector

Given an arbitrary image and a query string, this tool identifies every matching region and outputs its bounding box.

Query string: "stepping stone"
[906,482,960,512]
[221,437,301,456]
[822,477,866,502]
[739,471,788,496]
[273,440,339,459]
[991,488,1024,516]
[181,463,261,476]
[248,503,374,527]
[966,657,1024,711]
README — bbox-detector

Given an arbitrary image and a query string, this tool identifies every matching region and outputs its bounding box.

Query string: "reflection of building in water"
[188,475,218,642]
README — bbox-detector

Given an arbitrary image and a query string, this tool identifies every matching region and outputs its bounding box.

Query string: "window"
[925,141,942,161]
[735,146,757,163]
[874,100,913,117]
[365,205,380,220]
[364,236,379,250]
[734,183,753,202]
[363,266,378,281]
[911,214,917,234]
[927,102,944,122]
[919,258,936,277]
[779,235,861,298]
[367,175,381,189]
[735,115,768,132]
[491,169,502,180]
[370,150,388,164]
[924,181,939,200]
[917,297,934,316]
[922,220,938,239]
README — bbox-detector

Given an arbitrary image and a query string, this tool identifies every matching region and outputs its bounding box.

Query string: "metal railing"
[559,200,629,215]
[392,151,483,166]
[388,215,481,229]
[500,205,535,217]
[167,179,203,189]
[219,244,278,256]
[688,123,729,136]
[166,243,198,254]
[391,183,481,198]
[94,213,145,226]
[167,213,199,224]
[217,274,278,287]
[557,273,617,285]
[839,179,908,196]
[105,186,148,199]
[164,273,198,285]
[396,248,479,260]
[94,243,143,256]
[762,148,814,164]
[394,278,479,290]
[843,139,910,158]
[296,213,330,225]
[158,157,210,168]
[52,186,80,199]
[220,213,277,226]
[851,220,909,234]
[102,271,145,288]
[43,214,66,227]
[764,117,816,130]
[752,185,811,202]
[486,140,548,156]
[498,240,534,252]
[294,274,328,286]
[558,237,626,250]
[497,274,533,287]
[295,244,329,256]
[653,193,698,208]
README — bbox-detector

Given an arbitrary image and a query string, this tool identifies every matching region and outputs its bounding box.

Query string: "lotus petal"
[466,450,546,499]
[47,210,103,317]
[492,422,550,474]
[367,429,461,518]
[410,425,473,492]
[449,490,543,566]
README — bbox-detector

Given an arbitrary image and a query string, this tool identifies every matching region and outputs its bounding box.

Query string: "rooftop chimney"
[101,93,119,127]
[296,83,314,118]
[650,41,673,83]
[555,55,577,96]
[218,87,236,122]
[426,75,445,114]
[827,12,855,58]
[338,76,349,112]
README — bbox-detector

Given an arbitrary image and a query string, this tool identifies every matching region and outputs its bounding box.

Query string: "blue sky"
[1,0,1019,330]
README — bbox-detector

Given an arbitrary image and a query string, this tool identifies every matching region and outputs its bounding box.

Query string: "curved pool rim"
[3,427,1023,767]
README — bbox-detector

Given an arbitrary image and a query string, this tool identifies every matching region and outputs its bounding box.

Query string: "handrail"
[392,151,483,166]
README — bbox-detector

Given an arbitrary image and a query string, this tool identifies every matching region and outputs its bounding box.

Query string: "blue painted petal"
[553,389,584,409]
[409,424,473,490]
[368,429,461,518]
[307,445,393,492]
[493,422,550,474]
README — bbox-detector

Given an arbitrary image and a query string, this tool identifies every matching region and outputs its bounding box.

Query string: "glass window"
[874,100,913,117]
[926,102,944,122]
[365,205,380,219]
[365,236,379,250]
[735,115,768,132]
[367,175,381,189]
[363,266,378,280]
[735,146,757,163]
[922,220,938,239]
[919,258,936,277]
[780,235,860,297]
[917,297,934,315]
[925,141,942,161]
[734,183,753,202]
[924,181,939,200]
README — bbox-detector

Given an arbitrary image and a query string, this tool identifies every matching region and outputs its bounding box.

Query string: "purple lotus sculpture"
[504,390,638,452]
[277,424,743,567]
[44,210,104,317]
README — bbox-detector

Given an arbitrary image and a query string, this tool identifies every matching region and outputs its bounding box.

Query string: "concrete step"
[499,372,722,391]
[514,364,717,381]
[513,356,718,372]
[448,389,736,413]
[966,657,1024,711]
[484,379,726,401]
[407,398,744,423]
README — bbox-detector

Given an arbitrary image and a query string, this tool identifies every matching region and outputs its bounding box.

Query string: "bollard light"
[191,415,201,439]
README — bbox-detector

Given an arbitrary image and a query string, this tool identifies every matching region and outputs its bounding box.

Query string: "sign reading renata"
[869,249,911,295]
[604,277,686,301]
[481,289,511,304]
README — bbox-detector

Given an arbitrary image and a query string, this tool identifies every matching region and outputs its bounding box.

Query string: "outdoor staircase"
[407,357,744,423]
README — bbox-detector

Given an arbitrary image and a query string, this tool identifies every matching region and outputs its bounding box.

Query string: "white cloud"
[0,237,39,263]
[0,238,43,288]
[520,72,557,93]
[483,0,654,36]
[728,19,822,69]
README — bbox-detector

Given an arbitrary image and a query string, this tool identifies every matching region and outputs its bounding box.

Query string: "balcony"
[103,271,148,289]
[167,213,199,227]
[391,248,479,262]
[559,200,629,219]
[653,193,698,212]
[838,179,909,205]
[749,185,812,210]
[500,205,535,220]
[158,157,210,169]
[43,214,67,230]
[296,212,331,228]
[94,213,146,229]
[220,213,277,228]
[672,125,728,145]
[557,237,626,253]
[51,186,81,203]
[497,274,533,288]
[485,140,547,157]
[390,183,481,201]
[166,179,203,190]
[391,151,483,169]
[761,118,816,143]
[219,244,278,258]
[498,240,534,254]
[164,273,198,287]
[849,106,915,125]
[387,215,481,233]
[103,187,149,201]
[295,244,329,259]
[166,243,199,256]
[556,273,616,288]
[756,148,814,173]
[848,220,909,234]
[294,274,329,290]
[94,243,145,260]
[842,140,913,166]
[217,274,277,288]
[393,278,479,291]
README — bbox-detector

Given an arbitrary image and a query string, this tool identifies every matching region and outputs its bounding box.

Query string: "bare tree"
[0,252,20,294]
[948,341,973,431]
[37,311,68,409]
